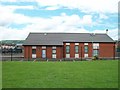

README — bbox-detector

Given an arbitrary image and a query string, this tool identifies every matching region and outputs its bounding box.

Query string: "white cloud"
[0,5,35,26]
[44,6,60,10]
[99,14,108,19]
[82,15,92,25]
[0,0,35,2]
[0,12,93,40]
[0,26,29,40]
[35,0,119,13]
[0,12,117,40]
[0,1,118,40]
[0,0,119,13]
[93,28,118,40]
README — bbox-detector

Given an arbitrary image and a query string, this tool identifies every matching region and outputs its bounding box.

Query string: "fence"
[1,46,120,61]
[1,53,119,61]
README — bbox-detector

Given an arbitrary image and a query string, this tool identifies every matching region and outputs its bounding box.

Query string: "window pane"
[84,46,88,53]
[66,46,70,53]
[52,49,56,54]
[66,54,70,58]
[42,46,46,49]
[52,54,56,58]
[93,43,99,49]
[42,50,46,58]
[52,46,56,49]
[93,50,99,56]
[75,54,79,58]
[32,54,36,58]
[75,46,79,53]
[32,49,36,54]
[84,54,88,58]
[32,46,36,49]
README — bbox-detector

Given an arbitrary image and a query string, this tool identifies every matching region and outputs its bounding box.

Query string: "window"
[84,43,88,45]
[93,50,99,56]
[75,54,79,58]
[93,43,99,49]
[42,50,46,58]
[32,49,36,54]
[75,43,79,45]
[32,48,36,58]
[52,48,56,59]
[66,45,70,53]
[84,54,88,58]
[32,54,36,58]
[52,54,56,58]
[66,54,70,58]
[66,43,70,45]
[42,46,46,49]
[32,46,36,49]
[84,46,88,53]
[52,49,56,54]
[75,46,79,53]
[52,46,56,49]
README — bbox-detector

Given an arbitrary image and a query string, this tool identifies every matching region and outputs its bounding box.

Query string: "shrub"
[92,56,99,60]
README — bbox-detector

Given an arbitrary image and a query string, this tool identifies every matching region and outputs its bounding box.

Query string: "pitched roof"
[23,33,114,45]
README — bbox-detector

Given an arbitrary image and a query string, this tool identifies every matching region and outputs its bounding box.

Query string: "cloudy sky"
[0,0,119,40]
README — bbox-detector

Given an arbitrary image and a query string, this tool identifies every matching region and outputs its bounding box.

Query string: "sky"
[0,0,119,40]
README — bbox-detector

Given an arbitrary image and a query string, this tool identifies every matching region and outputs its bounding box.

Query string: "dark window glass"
[32,49,36,54]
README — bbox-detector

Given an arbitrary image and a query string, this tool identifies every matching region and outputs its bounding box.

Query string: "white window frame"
[66,54,70,58]
[75,54,79,58]
[42,46,46,49]
[84,54,88,58]
[52,46,56,49]
[66,43,70,45]
[52,49,56,54]
[84,43,88,45]
[75,43,79,45]
[32,46,36,49]
[93,43,99,49]
[32,54,36,58]
[52,54,56,58]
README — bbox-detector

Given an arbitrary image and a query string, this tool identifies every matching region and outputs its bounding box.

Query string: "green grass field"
[2,60,118,88]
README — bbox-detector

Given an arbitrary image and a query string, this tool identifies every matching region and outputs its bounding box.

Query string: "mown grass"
[2,60,118,88]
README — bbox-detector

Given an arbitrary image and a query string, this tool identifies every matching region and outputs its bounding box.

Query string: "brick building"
[23,33,115,60]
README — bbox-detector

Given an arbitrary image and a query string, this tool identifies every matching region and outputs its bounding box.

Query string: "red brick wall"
[24,46,63,59]
[24,46,32,59]
[88,43,92,57]
[46,46,52,59]
[99,43,115,58]
[24,42,115,59]
[56,46,63,59]
[63,43,85,58]
[36,46,41,58]
[70,43,75,58]
[63,42,115,58]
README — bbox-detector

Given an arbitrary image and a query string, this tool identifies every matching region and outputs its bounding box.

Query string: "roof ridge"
[29,32,107,34]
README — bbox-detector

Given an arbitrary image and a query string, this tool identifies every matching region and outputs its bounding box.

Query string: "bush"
[92,56,99,60]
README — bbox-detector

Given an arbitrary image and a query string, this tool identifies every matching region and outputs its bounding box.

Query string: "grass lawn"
[2,60,118,88]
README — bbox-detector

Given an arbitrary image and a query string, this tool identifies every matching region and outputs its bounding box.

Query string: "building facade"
[23,33,115,60]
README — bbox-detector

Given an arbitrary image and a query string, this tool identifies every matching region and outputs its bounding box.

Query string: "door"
[42,50,46,58]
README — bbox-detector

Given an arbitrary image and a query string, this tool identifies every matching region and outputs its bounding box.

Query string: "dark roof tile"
[23,33,114,45]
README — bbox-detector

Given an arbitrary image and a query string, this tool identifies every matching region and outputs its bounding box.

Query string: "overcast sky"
[0,0,119,40]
